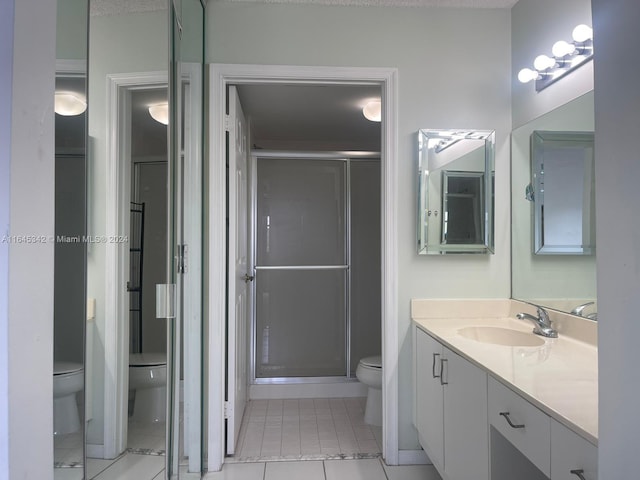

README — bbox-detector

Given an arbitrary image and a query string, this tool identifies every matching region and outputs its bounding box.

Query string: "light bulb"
[362,100,381,122]
[533,54,556,71]
[518,68,539,84]
[552,40,576,58]
[572,24,593,43]
[54,92,87,116]
[148,104,169,125]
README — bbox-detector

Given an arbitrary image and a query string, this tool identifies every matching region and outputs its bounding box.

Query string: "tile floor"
[54,397,443,480]
[55,455,441,480]
[54,418,166,479]
[233,398,383,461]
[207,458,442,480]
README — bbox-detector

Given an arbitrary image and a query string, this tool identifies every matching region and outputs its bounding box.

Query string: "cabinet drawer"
[488,376,551,476]
[551,420,598,480]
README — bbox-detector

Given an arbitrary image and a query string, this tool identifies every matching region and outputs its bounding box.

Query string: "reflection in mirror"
[531,131,595,255]
[418,129,495,254]
[55,1,87,478]
[86,2,171,478]
[511,92,597,318]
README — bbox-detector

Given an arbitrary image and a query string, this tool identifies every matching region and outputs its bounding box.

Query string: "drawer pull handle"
[570,469,587,480]
[440,358,448,385]
[499,411,525,429]
[432,353,441,378]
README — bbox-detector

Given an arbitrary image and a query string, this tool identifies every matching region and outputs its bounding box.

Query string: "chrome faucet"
[516,307,558,338]
[571,301,595,316]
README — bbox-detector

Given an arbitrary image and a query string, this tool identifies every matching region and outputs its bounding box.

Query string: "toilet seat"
[130,353,166,367]
[54,361,83,376]
[359,355,382,369]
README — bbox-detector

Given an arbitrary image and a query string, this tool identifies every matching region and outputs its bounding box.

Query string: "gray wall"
[1,0,56,478]
[592,0,640,476]
[207,2,512,451]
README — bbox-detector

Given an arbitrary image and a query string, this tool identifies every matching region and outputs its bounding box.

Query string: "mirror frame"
[531,130,596,255]
[417,129,495,255]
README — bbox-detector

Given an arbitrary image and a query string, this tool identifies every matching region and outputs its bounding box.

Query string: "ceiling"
[237,84,382,152]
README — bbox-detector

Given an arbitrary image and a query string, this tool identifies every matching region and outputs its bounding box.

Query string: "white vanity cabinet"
[415,326,489,480]
[489,376,598,480]
[550,420,597,480]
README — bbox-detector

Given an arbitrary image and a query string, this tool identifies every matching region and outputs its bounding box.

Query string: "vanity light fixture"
[148,103,169,125]
[518,24,593,92]
[54,92,87,116]
[362,100,381,122]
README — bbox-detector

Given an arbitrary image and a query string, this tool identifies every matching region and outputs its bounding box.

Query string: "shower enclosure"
[251,152,381,384]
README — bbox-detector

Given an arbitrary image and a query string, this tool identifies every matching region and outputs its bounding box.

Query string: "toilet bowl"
[53,361,84,435]
[355,355,382,426]
[129,353,167,423]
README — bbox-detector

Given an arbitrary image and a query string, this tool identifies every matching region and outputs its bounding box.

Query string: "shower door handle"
[243,274,255,283]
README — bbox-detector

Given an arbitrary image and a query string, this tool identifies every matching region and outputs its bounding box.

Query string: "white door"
[226,85,250,455]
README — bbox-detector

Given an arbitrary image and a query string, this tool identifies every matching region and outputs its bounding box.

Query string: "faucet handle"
[536,306,551,325]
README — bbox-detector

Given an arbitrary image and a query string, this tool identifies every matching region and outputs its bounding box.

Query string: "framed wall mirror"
[530,131,595,255]
[417,129,495,255]
[511,91,597,318]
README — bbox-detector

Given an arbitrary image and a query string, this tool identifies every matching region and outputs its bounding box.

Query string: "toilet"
[355,355,382,426]
[129,353,167,423]
[53,361,84,435]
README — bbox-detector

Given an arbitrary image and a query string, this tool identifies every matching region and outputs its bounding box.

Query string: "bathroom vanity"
[412,299,598,480]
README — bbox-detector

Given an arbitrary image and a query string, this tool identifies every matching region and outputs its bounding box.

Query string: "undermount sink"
[457,326,545,347]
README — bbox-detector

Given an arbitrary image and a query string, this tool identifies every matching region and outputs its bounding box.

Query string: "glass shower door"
[255,158,347,380]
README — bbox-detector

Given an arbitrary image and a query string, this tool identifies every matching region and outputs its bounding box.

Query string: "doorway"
[208,64,400,470]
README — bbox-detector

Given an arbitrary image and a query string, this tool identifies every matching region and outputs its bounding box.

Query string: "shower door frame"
[249,150,380,385]
[249,151,380,386]
[208,63,399,471]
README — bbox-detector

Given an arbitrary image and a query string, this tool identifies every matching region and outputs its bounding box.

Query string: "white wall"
[86,10,167,448]
[57,0,88,61]
[511,0,593,128]
[591,0,640,476]
[207,2,512,451]
[1,0,56,478]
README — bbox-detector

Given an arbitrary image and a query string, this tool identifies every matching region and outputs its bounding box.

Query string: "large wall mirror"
[418,129,495,254]
[512,91,597,318]
[55,1,205,479]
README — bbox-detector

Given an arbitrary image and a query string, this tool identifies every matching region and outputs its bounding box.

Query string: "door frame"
[104,71,167,458]
[207,63,399,471]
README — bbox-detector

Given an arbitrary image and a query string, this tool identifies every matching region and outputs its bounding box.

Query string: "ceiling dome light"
[552,40,577,58]
[518,68,539,84]
[54,92,87,116]
[362,100,381,122]
[533,54,556,71]
[148,103,169,125]
[572,24,593,43]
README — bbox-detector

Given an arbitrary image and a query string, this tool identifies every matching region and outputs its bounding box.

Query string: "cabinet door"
[415,328,444,469]
[550,420,597,480]
[443,347,489,480]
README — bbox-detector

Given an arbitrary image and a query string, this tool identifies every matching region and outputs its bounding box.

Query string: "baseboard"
[397,449,431,465]
[249,381,368,399]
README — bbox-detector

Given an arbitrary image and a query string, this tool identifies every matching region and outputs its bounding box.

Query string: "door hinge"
[177,244,188,274]
[224,114,232,132]
[224,401,232,419]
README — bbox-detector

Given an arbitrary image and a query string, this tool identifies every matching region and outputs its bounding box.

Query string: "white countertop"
[412,314,598,446]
